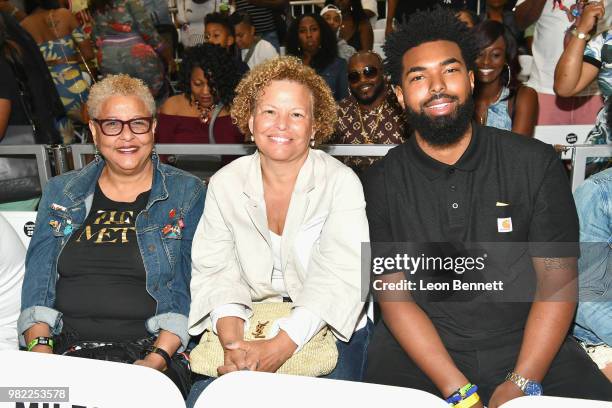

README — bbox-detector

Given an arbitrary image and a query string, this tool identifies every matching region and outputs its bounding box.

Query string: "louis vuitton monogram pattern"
[333,86,408,172]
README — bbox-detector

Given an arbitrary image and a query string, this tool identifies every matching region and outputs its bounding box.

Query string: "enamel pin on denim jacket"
[18,154,206,350]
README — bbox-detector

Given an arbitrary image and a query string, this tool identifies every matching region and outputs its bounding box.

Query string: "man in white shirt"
[515,0,608,125]
[230,11,278,69]
[0,213,26,350]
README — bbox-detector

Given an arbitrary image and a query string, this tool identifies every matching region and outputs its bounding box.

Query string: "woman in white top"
[187,56,371,405]
[230,11,278,69]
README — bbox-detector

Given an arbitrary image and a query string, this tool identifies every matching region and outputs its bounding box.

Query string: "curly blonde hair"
[87,74,156,119]
[230,56,338,144]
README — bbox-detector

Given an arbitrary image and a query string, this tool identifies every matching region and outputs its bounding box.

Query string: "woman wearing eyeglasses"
[18,74,205,398]
[332,51,407,175]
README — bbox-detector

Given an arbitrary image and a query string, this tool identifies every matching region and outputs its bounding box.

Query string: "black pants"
[365,322,612,404]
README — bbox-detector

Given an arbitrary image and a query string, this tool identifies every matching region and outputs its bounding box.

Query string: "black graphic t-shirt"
[56,184,156,342]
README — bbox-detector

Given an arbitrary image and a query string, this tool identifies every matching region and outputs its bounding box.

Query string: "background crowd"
[0,0,610,405]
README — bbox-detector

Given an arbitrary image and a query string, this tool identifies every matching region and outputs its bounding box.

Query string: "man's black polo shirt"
[364,124,579,350]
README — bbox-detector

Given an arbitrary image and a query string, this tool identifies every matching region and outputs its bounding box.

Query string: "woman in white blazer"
[187,56,371,404]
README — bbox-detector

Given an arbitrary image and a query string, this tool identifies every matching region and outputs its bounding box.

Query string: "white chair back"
[0,350,185,407]
[501,395,612,407]
[375,18,386,29]
[194,371,448,408]
[534,125,594,159]
[0,211,37,248]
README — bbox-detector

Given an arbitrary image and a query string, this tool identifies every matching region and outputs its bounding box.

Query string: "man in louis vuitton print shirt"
[333,51,408,174]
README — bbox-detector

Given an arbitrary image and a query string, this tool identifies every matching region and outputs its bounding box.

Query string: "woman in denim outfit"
[17,74,205,396]
[472,21,538,137]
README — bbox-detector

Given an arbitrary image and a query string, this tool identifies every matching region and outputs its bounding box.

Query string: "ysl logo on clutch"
[251,321,269,339]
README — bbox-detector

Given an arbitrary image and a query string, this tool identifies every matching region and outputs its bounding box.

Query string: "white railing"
[290,0,325,17]
[2,140,610,192]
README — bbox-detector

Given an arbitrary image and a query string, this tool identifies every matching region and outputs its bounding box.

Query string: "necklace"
[356,101,386,144]
[477,86,504,125]
[193,99,216,125]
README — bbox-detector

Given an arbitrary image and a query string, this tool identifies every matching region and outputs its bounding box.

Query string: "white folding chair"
[195,370,448,408]
[501,395,612,408]
[0,350,185,407]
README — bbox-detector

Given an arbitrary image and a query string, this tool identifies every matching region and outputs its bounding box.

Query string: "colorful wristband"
[446,383,478,405]
[454,392,480,408]
[27,336,54,351]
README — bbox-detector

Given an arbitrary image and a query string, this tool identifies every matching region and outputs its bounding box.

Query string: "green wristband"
[27,336,54,351]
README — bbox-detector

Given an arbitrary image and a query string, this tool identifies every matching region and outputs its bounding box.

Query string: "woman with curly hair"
[156,43,245,175]
[286,13,348,101]
[186,56,371,407]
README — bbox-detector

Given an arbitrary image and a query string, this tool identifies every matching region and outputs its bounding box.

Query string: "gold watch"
[570,28,591,41]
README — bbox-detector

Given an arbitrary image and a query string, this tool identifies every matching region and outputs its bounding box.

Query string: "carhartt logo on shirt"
[497,217,513,233]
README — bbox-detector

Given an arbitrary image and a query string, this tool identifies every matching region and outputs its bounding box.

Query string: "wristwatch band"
[506,372,529,391]
[27,336,54,352]
[505,371,543,396]
[571,28,591,41]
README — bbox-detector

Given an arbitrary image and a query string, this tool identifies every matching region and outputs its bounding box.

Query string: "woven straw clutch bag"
[190,302,338,377]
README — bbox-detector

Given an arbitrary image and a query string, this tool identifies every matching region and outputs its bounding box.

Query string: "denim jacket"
[17,154,206,351]
[572,168,612,345]
[317,57,348,102]
[574,168,612,296]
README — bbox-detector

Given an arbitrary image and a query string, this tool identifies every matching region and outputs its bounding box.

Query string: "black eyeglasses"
[93,117,154,136]
[347,66,379,84]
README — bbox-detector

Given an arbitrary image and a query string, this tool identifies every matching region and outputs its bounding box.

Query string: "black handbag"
[55,334,192,399]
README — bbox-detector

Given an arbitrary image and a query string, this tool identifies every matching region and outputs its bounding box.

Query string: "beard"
[404,94,474,147]
[351,80,386,106]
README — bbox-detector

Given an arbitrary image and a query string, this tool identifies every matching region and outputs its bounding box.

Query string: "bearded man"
[363,7,612,408]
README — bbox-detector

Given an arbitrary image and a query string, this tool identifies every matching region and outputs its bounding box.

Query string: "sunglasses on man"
[348,66,379,84]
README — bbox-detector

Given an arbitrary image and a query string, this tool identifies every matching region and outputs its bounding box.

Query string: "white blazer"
[189,149,369,341]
